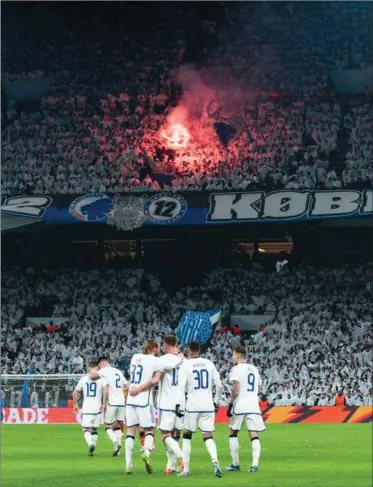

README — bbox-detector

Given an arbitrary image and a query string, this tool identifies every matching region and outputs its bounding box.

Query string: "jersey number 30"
[193,369,209,390]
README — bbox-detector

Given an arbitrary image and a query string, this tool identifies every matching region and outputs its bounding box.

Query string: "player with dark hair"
[176,341,223,477]
[226,346,265,473]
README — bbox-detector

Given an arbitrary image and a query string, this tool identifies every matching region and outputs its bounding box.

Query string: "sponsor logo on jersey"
[69,193,112,222]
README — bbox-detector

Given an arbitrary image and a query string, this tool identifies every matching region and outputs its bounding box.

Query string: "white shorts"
[81,414,100,429]
[183,412,215,433]
[229,413,266,433]
[158,410,183,432]
[126,405,155,429]
[104,405,125,425]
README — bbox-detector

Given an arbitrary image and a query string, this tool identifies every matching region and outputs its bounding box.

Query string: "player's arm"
[212,365,223,410]
[123,385,129,403]
[102,385,109,412]
[227,367,239,417]
[72,386,80,413]
[175,364,187,417]
[129,370,163,397]
[230,380,239,402]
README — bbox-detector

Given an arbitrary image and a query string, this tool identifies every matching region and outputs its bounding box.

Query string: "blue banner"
[1,190,372,226]
[176,309,221,346]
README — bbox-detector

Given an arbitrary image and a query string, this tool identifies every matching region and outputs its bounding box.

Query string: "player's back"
[127,353,160,407]
[157,353,184,410]
[181,357,221,413]
[76,375,105,414]
[98,365,127,406]
[230,362,261,414]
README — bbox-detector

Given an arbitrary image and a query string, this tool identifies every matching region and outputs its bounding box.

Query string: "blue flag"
[21,363,33,407]
[176,309,221,346]
[213,122,237,147]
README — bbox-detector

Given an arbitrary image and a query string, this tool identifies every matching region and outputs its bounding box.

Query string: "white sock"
[91,433,98,446]
[229,436,239,465]
[251,437,261,466]
[115,428,122,443]
[165,447,174,469]
[164,436,183,460]
[125,435,134,468]
[106,428,117,445]
[83,431,92,446]
[144,433,154,456]
[182,438,191,471]
[204,438,218,464]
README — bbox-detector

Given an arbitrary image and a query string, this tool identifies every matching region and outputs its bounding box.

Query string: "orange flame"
[160,123,191,149]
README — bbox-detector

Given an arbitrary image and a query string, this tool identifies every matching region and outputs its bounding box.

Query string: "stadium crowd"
[1,262,372,407]
[1,2,372,195]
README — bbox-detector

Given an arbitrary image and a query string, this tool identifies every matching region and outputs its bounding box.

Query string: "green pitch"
[1,424,372,487]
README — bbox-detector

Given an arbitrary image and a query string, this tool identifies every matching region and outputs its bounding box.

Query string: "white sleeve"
[176,363,187,408]
[156,356,175,373]
[229,367,239,383]
[212,365,222,405]
[75,378,84,392]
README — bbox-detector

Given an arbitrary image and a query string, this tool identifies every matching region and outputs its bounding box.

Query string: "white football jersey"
[75,375,106,414]
[177,357,222,413]
[157,353,184,411]
[98,366,127,406]
[127,353,160,407]
[229,362,261,414]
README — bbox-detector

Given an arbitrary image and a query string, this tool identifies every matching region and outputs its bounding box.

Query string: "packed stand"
[1,3,372,195]
[1,262,372,407]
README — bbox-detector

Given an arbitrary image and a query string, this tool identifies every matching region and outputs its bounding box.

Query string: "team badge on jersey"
[176,309,221,346]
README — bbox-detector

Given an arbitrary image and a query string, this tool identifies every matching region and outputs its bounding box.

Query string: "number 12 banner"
[1,190,372,226]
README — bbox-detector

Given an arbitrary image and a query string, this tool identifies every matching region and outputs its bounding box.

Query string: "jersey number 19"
[86,383,97,397]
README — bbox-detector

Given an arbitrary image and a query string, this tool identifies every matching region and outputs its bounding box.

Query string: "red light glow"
[160,123,190,149]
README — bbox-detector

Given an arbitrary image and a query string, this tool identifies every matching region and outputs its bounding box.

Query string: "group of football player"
[73,335,265,477]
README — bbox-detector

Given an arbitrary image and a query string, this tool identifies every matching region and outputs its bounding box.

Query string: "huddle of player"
[72,335,265,477]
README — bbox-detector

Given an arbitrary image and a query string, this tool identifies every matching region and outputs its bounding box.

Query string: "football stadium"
[1,2,372,487]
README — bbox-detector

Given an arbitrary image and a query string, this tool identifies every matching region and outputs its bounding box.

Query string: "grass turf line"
[1,423,372,487]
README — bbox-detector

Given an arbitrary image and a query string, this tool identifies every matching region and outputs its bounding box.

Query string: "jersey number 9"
[247,373,255,392]
[193,369,209,390]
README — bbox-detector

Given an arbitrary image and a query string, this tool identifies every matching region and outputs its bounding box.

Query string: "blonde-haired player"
[125,339,160,474]
[129,334,184,474]
[73,361,107,456]
[226,346,265,473]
